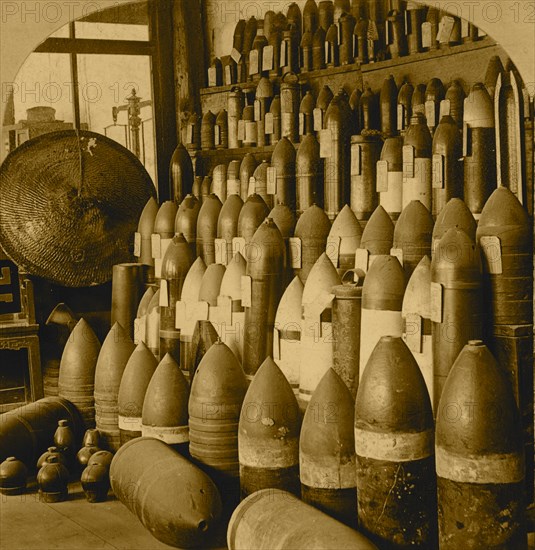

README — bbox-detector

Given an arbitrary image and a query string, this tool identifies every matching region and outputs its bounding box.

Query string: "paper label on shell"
[355,248,369,272]
[247,177,256,197]
[254,99,261,121]
[438,15,455,43]
[187,123,194,144]
[267,167,277,194]
[324,42,329,64]
[241,276,252,307]
[376,160,389,192]
[188,301,209,322]
[215,125,221,146]
[405,312,423,353]
[390,248,404,266]
[402,145,415,179]
[208,67,217,87]
[480,236,503,275]
[319,129,333,158]
[430,282,443,323]
[304,291,335,322]
[273,328,281,361]
[440,99,451,118]
[154,258,162,279]
[461,18,469,37]
[245,121,257,144]
[233,237,247,258]
[313,108,323,131]
[326,236,341,267]
[133,317,144,345]
[249,49,259,75]
[231,48,242,63]
[151,234,161,259]
[160,238,172,263]
[463,122,470,157]
[175,301,187,328]
[134,232,141,257]
[159,280,169,307]
[397,104,405,131]
[215,238,228,265]
[263,45,274,71]
[237,120,246,141]
[433,153,445,189]
[213,295,233,326]
[280,40,288,67]
[422,22,432,48]
[224,65,233,85]
[425,100,436,128]
[289,238,302,268]
[351,144,362,176]
[265,113,274,134]
[299,113,305,136]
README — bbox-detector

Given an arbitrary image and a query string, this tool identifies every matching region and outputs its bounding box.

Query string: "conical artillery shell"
[197,194,223,266]
[271,137,297,210]
[300,91,316,137]
[312,27,327,70]
[424,77,445,134]
[185,112,201,151]
[339,13,356,65]
[227,489,378,550]
[189,320,219,382]
[300,31,314,72]
[218,194,244,264]
[287,3,302,38]
[359,256,405,374]
[300,368,356,527]
[239,154,257,202]
[215,109,228,149]
[315,85,334,130]
[94,323,135,451]
[423,7,439,51]
[134,285,155,345]
[435,341,526,550]
[145,288,161,360]
[432,198,476,254]
[175,195,201,257]
[118,342,157,444]
[397,81,414,134]
[444,80,465,129]
[406,3,423,55]
[153,201,178,280]
[402,256,433,408]
[296,134,323,216]
[239,357,301,497]
[268,93,282,144]
[110,438,222,548]
[251,161,273,208]
[350,134,383,221]
[199,264,226,308]
[274,276,303,394]
[304,0,319,34]
[355,336,436,548]
[242,105,256,147]
[243,219,285,380]
[393,200,433,280]
[328,205,362,277]
[141,354,189,446]
[111,263,144,342]
[238,194,270,246]
[432,228,483,410]
[463,83,496,219]
[242,16,257,56]
[325,24,340,68]
[233,19,246,52]
[484,55,505,99]
[228,86,245,149]
[135,197,158,276]
[211,164,227,204]
[267,30,282,78]
[318,0,334,30]
[255,78,273,147]
[280,76,300,144]
[270,203,297,285]
[170,143,194,203]
[294,204,332,285]
[354,18,369,65]
[432,114,463,217]
[360,88,380,131]
[192,176,202,202]
[358,205,394,270]
[349,87,362,133]
[227,160,241,197]
[377,136,403,220]
[380,75,398,138]
[300,253,341,402]
[332,273,364,398]
[280,26,300,78]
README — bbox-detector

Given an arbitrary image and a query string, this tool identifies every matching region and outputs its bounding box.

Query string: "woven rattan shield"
[0,130,156,287]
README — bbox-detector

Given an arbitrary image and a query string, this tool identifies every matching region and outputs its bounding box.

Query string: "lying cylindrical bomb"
[237,194,270,248]
[242,105,257,148]
[192,176,202,202]
[314,85,333,132]
[170,143,194,205]
[239,357,300,497]
[402,256,433,407]
[145,288,161,359]
[435,341,526,550]
[354,18,369,65]
[432,227,483,410]
[304,0,319,34]
[199,264,226,309]
[424,77,445,135]
[444,80,465,129]
[59,319,101,430]
[296,135,322,217]
[141,354,189,449]
[228,87,245,149]
[392,200,434,280]
[312,27,327,70]
[227,160,241,197]
[402,112,432,210]
[177,257,206,380]
[356,336,436,548]
[273,276,303,395]
[201,176,212,204]
[325,24,340,68]
[432,198,476,254]
[406,1,424,54]
[484,55,505,99]
[422,7,439,51]
[267,28,282,79]
[387,9,408,59]
[300,30,314,72]
[227,489,378,550]
[160,235,194,364]
[328,205,362,277]
[432,115,463,216]
[118,342,158,445]
[299,91,315,138]
[280,74,300,144]
[239,154,258,202]
[197,194,223,266]
[255,77,273,147]
[463,83,496,219]
[189,320,219,382]
[94,323,135,451]
[377,136,403,221]
[300,368,356,527]
[318,0,334,30]
[300,253,341,403]
[175,194,201,257]
[356,205,395,273]
[281,25,300,77]
[215,109,228,150]
[185,112,201,151]
[110,437,222,548]
[294,204,332,284]
[217,194,244,265]
[380,75,398,138]
[339,13,356,65]
[111,263,144,342]
[324,91,352,222]
[359,256,405,374]
[250,161,273,209]
[359,88,380,132]
[135,198,158,281]
[152,201,178,280]
[271,137,296,210]
[211,164,227,204]
[397,81,414,134]
[350,134,383,222]
[349,87,362,133]
[134,285,155,345]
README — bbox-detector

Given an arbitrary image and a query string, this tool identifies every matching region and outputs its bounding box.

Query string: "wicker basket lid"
[0,130,156,287]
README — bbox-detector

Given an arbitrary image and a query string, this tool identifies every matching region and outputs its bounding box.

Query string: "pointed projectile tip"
[199,264,226,306]
[303,252,342,304]
[394,201,434,245]
[362,255,405,301]
[154,201,178,234]
[402,256,431,318]
[360,205,394,253]
[478,187,529,229]
[137,286,156,317]
[330,205,362,238]
[433,198,476,244]
[275,275,304,325]
[46,303,78,328]
[295,204,331,237]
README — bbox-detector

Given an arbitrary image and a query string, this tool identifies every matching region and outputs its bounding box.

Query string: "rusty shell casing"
[355,335,436,548]
[393,200,433,280]
[110,437,222,548]
[397,81,414,134]
[228,87,245,149]
[280,74,301,144]
[281,26,300,77]
[267,29,282,78]
[145,290,161,360]
[201,111,216,151]
[329,204,362,277]
[175,194,201,257]
[380,75,398,138]
[349,88,362,134]
[228,489,378,550]
[350,134,383,222]
[359,205,395,260]
[239,357,300,498]
[387,9,408,59]
[268,95,282,145]
[111,264,144,342]
[300,30,314,72]
[170,143,194,204]
[424,77,445,134]
[215,109,229,149]
[406,2,424,55]
[185,112,200,151]
[377,136,403,221]
[411,83,426,114]
[432,198,476,254]
[255,77,273,147]
[318,0,334,30]
[300,368,356,527]
[239,154,258,202]
[463,83,496,219]
[300,91,316,137]
[197,194,223,266]
[251,161,273,209]
[444,80,465,129]
[312,27,327,70]
[227,160,241,197]
[304,0,319,34]
[435,341,526,550]
[432,114,463,217]
[135,197,158,279]
[325,24,340,68]
[360,88,380,132]
[218,194,244,264]
[297,134,323,216]
[117,342,157,444]
[271,136,297,211]
[211,164,228,204]
[432,228,483,410]
[238,194,270,245]
[243,219,286,380]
